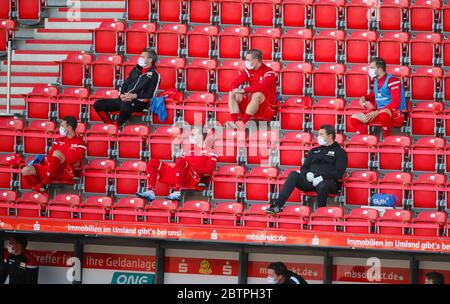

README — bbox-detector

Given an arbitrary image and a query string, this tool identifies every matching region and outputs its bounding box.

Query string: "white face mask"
[138,57,147,68]
[245,60,254,70]
[7,244,15,255]
[267,276,277,284]
[59,126,67,137]
[318,136,327,146]
[368,68,377,79]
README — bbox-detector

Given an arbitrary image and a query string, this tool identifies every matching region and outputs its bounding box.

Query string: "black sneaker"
[265,205,282,214]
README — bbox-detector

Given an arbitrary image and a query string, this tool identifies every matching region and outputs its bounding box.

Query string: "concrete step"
[45,18,111,29]
[0,72,59,83]
[34,29,93,40]
[0,83,42,95]
[0,61,60,73]
[14,27,36,39]
[12,50,80,62]
[0,96,26,107]
[47,7,125,19]
[15,39,92,51]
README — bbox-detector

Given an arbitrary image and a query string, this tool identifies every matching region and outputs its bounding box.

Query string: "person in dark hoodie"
[267,262,308,284]
[93,48,161,126]
[266,125,348,214]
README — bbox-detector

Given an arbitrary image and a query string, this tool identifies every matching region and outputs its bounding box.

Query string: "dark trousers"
[93,98,147,126]
[275,171,338,208]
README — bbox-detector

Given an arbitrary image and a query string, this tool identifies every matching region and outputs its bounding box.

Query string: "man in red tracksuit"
[349,57,406,138]
[21,116,86,192]
[227,49,277,128]
[137,128,217,201]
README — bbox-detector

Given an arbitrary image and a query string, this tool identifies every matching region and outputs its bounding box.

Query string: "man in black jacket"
[0,235,39,284]
[267,262,308,284]
[93,48,161,126]
[266,125,348,214]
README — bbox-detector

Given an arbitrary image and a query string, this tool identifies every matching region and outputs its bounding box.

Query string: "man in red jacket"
[137,128,217,201]
[21,116,86,192]
[227,49,277,128]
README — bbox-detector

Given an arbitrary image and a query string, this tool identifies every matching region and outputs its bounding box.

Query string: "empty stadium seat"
[343,208,378,234]
[157,0,187,23]
[313,30,345,63]
[411,67,443,101]
[187,25,218,59]
[0,0,12,19]
[176,200,211,225]
[280,62,313,96]
[378,172,412,208]
[143,199,179,223]
[126,0,153,21]
[344,64,370,98]
[211,127,246,163]
[210,202,244,226]
[0,19,15,55]
[156,24,187,57]
[313,0,345,29]
[245,167,278,202]
[411,137,445,172]
[47,194,81,219]
[410,101,444,136]
[0,190,17,216]
[281,29,313,62]
[412,173,446,209]
[219,0,249,25]
[79,196,113,221]
[250,0,281,27]
[345,31,377,64]
[91,55,123,88]
[345,134,378,169]
[93,21,126,54]
[218,26,249,59]
[148,126,182,160]
[22,120,56,155]
[410,211,447,237]
[181,92,215,126]
[376,209,412,235]
[56,87,90,121]
[345,0,376,30]
[309,206,344,232]
[409,0,441,32]
[377,32,409,65]
[312,63,345,97]
[242,204,272,228]
[124,22,156,55]
[88,89,120,122]
[210,165,245,201]
[216,60,246,93]
[24,85,59,120]
[157,57,186,91]
[410,33,442,66]
[279,132,312,167]
[115,161,147,195]
[278,96,311,131]
[17,0,43,25]
[0,117,24,154]
[276,205,311,230]
[378,135,411,171]
[117,125,150,160]
[111,197,145,222]
[343,170,378,206]
[83,159,116,195]
[188,0,217,24]
[185,59,217,92]
[0,154,22,189]
[282,0,312,28]
[85,124,118,158]
[311,98,345,131]
[379,0,409,31]
[246,130,278,165]
[16,191,48,218]
[249,27,281,61]
[59,53,93,87]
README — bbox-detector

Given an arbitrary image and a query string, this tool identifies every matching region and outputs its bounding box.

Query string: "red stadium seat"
[309,206,344,232]
[378,172,412,208]
[88,89,120,122]
[148,126,182,160]
[410,101,444,136]
[345,134,378,169]
[343,208,378,234]
[216,60,246,93]
[144,199,179,223]
[410,67,443,101]
[280,62,313,96]
[242,204,272,228]
[219,0,249,25]
[187,25,219,59]
[47,194,81,219]
[181,92,215,126]
[79,196,112,221]
[313,63,345,97]
[153,89,184,125]
[85,124,117,158]
[279,96,312,131]
[282,0,313,28]
[16,191,48,218]
[24,85,59,120]
[344,64,370,98]
[276,205,311,230]
[410,33,442,66]
[412,173,446,209]
[313,30,345,63]
[376,209,412,236]
[22,120,56,155]
[115,161,147,195]
[176,200,211,225]
[188,0,217,24]
[59,53,93,87]
[124,22,156,55]
[311,97,345,131]
[343,170,378,206]
[386,65,411,94]
[0,19,15,55]
[0,0,12,19]
[377,32,409,65]
[246,130,278,165]
[343,99,365,133]
[93,21,126,54]
[0,190,17,216]
[345,0,377,30]
[210,202,244,226]
[411,137,445,172]
[0,117,24,153]
[185,59,217,92]
[409,0,441,32]
[245,167,278,202]
[345,31,377,64]
[126,0,153,21]
[250,0,281,27]
[156,24,187,57]
[0,154,22,189]
[157,57,186,91]
[56,87,90,121]
[111,197,145,222]
[211,126,246,163]
[91,55,123,88]
[122,56,139,80]
[411,211,447,237]
[313,0,345,29]
[117,125,150,160]
[279,132,312,167]
[378,135,411,171]
[379,0,409,31]
[443,39,450,68]
[210,165,245,201]
[249,27,281,61]
[157,0,187,23]
[218,26,249,59]
[83,159,116,195]
[444,3,450,33]
[281,29,313,62]
[17,0,43,24]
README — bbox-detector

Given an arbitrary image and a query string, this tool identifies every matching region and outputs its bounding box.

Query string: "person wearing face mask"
[227,49,277,128]
[0,235,39,284]
[21,116,86,193]
[137,128,217,202]
[349,57,406,138]
[266,125,347,214]
[266,262,308,285]
[93,48,161,127]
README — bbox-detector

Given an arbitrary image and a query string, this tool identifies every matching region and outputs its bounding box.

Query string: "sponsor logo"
[111,272,154,284]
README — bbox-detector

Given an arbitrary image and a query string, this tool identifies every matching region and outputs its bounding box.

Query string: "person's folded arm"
[243,71,276,94]
[231,70,250,91]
